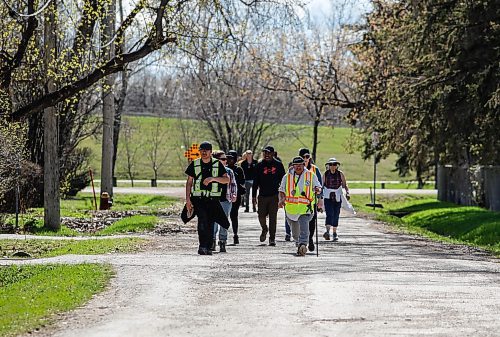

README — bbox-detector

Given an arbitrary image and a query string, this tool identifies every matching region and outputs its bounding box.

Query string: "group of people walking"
[184,141,351,256]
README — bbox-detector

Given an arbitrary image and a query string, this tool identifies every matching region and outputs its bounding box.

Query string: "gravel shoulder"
[5,209,499,337]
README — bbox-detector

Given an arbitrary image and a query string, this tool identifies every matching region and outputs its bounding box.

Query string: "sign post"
[366,132,383,209]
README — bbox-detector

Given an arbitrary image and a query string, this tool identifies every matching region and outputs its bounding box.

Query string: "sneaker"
[297,244,307,256]
[244,207,249,213]
[260,229,268,242]
[285,234,291,241]
[219,240,227,253]
[332,232,338,242]
[234,235,239,245]
[210,241,217,251]
[206,249,213,255]
[198,247,207,255]
[308,239,315,252]
[323,232,330,240]
[253,207,257,212]
[269,239,276,246]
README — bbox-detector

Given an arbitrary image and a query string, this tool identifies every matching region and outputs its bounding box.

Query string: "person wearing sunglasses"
[211,151,237,253]
[322,157,350,241]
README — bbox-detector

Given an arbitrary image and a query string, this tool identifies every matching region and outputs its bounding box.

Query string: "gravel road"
[5,209,499,337]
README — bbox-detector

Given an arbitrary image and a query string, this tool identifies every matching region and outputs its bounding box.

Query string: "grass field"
[0,264,112,337]
[80,116,410,181]
[350,195,500,256]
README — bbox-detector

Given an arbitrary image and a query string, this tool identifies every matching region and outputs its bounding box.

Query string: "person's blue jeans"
[214,200,232,241]
[286,214,313,245]
[324,198,342,227]
[285,219,291,235]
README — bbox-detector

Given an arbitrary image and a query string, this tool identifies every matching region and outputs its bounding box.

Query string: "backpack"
[226,167,238,202]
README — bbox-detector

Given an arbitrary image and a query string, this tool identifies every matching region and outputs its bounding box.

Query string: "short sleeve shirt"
[185,158,226,193]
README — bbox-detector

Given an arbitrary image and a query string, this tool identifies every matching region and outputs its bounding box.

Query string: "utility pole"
[100,0,116,202]
[44,0,60,229]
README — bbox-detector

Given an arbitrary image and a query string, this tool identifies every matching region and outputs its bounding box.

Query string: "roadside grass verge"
[350,195,500,256]
[6,194,177,236]
[0,237,146,258]
[0,264,112,337]
[97,215,158,235]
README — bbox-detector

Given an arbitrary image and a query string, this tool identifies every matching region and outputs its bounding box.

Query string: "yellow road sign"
[184,143,201,161]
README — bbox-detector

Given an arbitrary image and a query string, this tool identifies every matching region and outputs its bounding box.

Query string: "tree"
[118,121,141,187]
[145,116,170,186]
[184,9,301,155]
[101,0,116,198]
[0,0,301,223]
[351,0,500,186]
[254,2,359,161]
[43,0,60,229]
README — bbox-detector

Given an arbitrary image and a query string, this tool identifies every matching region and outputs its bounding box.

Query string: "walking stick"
[315,194,319,257]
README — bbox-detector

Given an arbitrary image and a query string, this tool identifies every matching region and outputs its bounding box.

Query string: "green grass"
[350,195,500,255]
[0,264,112,337]
[98,215,158,235]
[0,238,146,258]
[8,194,178,236]
[24,193,178,217]
[80,116,409,181]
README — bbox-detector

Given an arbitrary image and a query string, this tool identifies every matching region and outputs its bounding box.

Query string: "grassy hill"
[80,116,408,181]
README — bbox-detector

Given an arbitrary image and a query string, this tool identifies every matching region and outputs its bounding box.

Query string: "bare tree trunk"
[311,103,322,162]
[101,0,116,197]
[112,0,128,181]
[44,0,60,230]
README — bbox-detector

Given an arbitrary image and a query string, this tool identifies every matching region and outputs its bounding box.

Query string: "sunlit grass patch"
[0,264,112,337]
[0,237,146,259]
[98,215,158,235]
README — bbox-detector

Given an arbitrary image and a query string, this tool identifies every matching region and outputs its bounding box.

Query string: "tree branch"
[11,37,176,121]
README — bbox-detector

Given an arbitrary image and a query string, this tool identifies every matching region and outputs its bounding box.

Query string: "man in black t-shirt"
[252,145,286,246]
[185,141,230,255]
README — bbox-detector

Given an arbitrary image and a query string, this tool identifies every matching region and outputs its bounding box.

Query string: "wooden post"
[44,0,60,230]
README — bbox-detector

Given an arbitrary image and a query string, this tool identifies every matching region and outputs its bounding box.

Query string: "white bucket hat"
[326,157,340,165]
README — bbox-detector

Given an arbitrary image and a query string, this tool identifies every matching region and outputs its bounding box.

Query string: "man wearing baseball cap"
[252,145,286,246]
[278,156,322,256]
[185,141,230,255]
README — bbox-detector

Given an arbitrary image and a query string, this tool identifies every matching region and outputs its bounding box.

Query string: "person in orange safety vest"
[278,156,322,256]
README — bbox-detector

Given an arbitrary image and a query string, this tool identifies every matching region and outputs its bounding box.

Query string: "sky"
[305,0,372,24]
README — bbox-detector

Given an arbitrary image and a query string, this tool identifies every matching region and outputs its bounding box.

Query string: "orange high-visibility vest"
[284,171,314,215]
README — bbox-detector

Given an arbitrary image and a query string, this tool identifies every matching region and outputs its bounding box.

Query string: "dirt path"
[4,209,499,337]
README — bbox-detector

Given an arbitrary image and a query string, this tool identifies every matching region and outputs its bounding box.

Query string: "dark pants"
[285,219,291,235]
[192,197,230,250]
[257,194,279,240]
[324,198,342,227]
[230,195,242,236]
[308,207,317,243]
